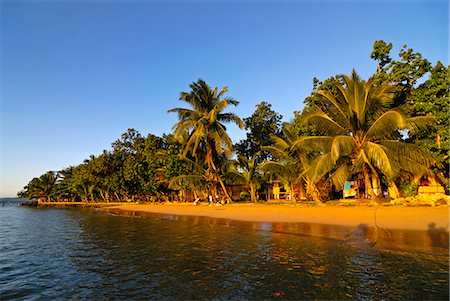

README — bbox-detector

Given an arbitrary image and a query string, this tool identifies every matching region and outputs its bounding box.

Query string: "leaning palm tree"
[295,70,434,200]
[168,79,244,202]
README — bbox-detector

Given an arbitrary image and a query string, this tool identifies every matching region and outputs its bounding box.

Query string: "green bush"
[398,182,418,197]
[389,194,449,206]
[239,191,251,202]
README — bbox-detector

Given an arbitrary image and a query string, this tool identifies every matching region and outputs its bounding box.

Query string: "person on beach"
[208,194,213,206]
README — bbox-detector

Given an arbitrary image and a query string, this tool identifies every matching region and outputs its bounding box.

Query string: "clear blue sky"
[1,0,448,197]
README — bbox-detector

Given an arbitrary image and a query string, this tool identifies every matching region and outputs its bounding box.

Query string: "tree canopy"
[19,40,448,203]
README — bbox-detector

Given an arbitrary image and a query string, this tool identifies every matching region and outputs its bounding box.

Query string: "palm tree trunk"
[371,173,381,198]
[388,182,399,199]
[363,165,377,201]
[209,158,232,203]
[299,179,306,200]
[217,174,231,203]
[250,184,258,203]
[307,180,322,205]
[288,184,297,203]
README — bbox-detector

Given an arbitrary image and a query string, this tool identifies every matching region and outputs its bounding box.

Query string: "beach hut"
[343,180,359,198]
[417,176,445,195]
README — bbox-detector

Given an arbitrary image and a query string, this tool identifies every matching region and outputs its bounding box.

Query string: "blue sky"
[1,0,448,197]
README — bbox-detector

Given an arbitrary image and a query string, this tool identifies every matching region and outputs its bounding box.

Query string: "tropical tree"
[409,61,449,183]
[260,123,310,203]
[235,101,283,162]
[295,70,435,201]
[71,178,96,203]
[370,40,431,109]
[167,156,218,201]
[231,154,262,203]
[168,79,244,202]
[20,171,58,202]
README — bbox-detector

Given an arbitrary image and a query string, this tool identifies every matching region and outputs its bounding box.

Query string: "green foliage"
[168,79,244,201]
[397,182,418,198]
[370,40,393,71]
[18,41,447,203]
[239,191,251,202]
[235,101,283,161]
[371,40,432,110]
[408,62,449,178]
[18,171,58,201]
[389,193,449,206]
[19,129,171,202]
[260,123,309,203]
[296,70,435,200]
[230,154,262,203]
[293,76,344,138]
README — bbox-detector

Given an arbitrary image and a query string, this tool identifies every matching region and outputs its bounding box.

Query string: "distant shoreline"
[17,201,131,208]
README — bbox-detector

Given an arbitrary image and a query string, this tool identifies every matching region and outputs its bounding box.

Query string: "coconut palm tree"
[260,124,311,203]
[295,70,434,200]
[168,79,244,202]
[71,179,96,203]
[231,154,262,203]
[26,171,58,202]
[168,163,216,201]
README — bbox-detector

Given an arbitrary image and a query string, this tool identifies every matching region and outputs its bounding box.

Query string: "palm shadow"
[428,222,449,248]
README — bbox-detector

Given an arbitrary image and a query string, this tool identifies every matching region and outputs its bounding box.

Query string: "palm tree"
[167,157,218,201]
[29,172,58,202]
[71,179,96,203]
[231,154,262,203]
[168,79,244,202]
[260,124,310,203]
[21,172,58,202]
[295,70,434,200]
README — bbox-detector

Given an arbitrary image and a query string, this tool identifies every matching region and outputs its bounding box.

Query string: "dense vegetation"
[18,41,448,203]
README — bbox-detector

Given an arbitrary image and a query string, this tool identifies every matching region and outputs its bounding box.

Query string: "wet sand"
[104,203,449,231]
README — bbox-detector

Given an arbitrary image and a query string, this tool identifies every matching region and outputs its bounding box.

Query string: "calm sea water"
[0,199,448,300]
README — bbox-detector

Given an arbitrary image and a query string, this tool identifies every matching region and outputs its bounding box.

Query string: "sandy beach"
[104,203,449,231]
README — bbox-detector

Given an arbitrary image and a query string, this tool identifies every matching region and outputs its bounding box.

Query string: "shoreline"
[102,203,449,232]
[20,201,129,208]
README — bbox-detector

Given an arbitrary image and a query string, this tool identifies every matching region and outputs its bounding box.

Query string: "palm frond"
[395,156,434,177]
[309,153,334,181]
[329,163,351,189]
[378,140,436,167]
[356,149,378,175]
[316,90,348,121]
[406,116,436,136]
[292,136,333,152]
[217,113,245,128]
[304,110,348,136]
[365,142,394,178]
[365,110,406,139]
[168,174,205,190]
[269,133,290,150]
[330,136,355,163]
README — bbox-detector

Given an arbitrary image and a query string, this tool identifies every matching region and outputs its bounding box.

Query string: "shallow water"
[0,202,448,300]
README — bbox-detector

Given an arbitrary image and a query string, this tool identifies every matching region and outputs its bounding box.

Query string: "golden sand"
[104,203,449,231]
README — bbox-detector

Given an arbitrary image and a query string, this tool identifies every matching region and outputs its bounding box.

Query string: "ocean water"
[0,199,448,300]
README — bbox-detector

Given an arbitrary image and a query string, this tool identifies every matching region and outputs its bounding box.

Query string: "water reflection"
[1,206,448,300]
[101,209,449,300]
